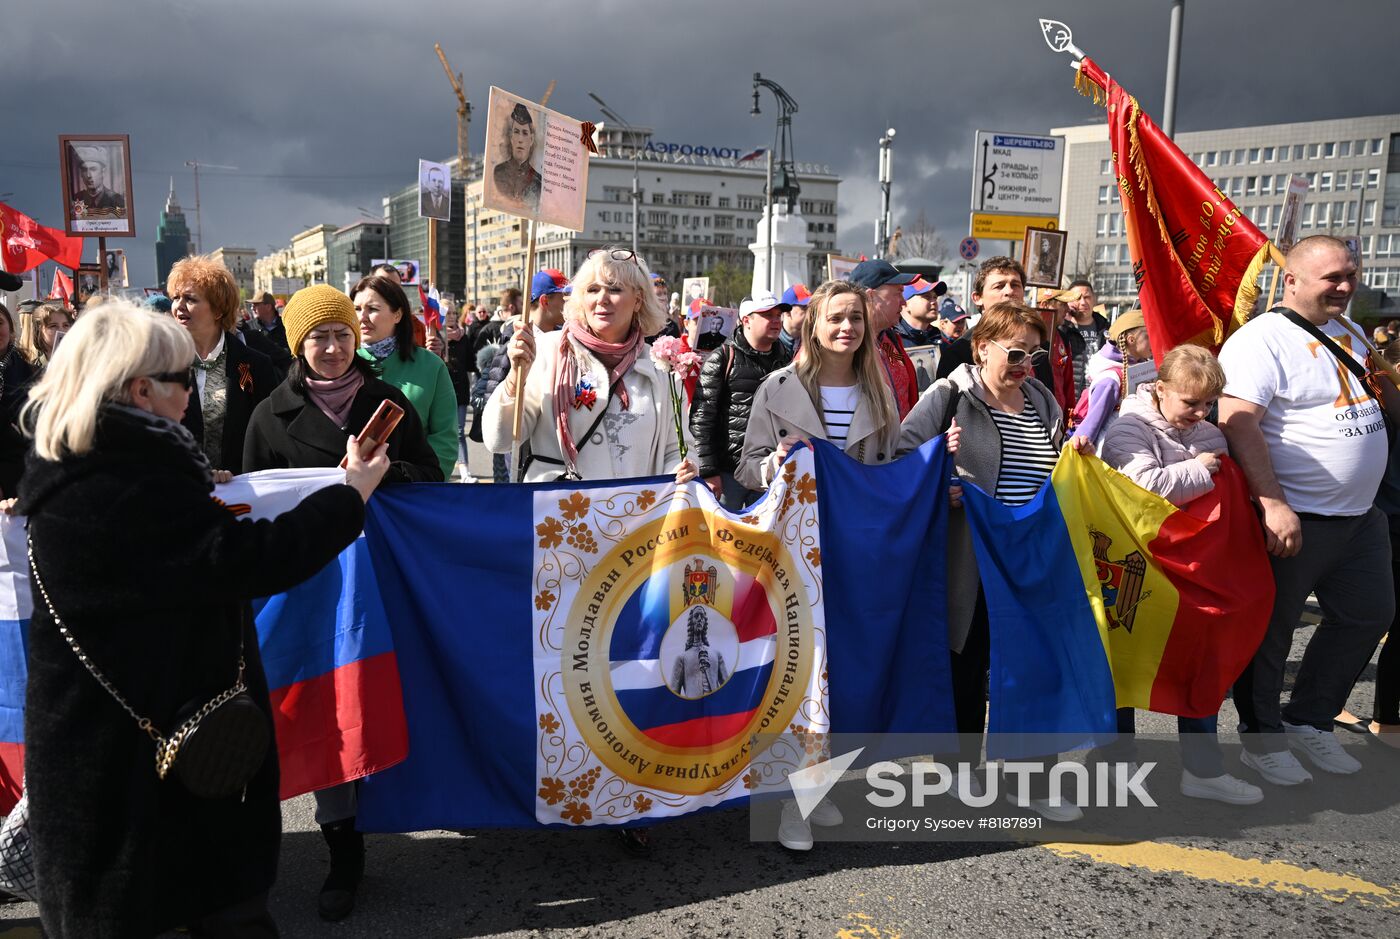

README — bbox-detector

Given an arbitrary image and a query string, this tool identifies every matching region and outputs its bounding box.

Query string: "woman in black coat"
[242,285,442,486]
[240,284,439,923]
[0,302,37,496]
[17,302,391,937]
[166,255,278,476]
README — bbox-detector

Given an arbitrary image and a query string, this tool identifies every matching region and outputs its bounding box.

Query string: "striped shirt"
[989,398,1058,505]
[819,385,859,450]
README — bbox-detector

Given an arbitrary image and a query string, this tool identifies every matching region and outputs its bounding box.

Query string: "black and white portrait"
[418,159,451,221]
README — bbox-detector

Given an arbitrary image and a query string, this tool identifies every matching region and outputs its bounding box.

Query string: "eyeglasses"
[987,339,1042,366]
[589,248,640,265]
[149,367,195,390]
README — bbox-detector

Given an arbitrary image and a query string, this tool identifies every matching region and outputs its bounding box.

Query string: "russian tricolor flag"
[737,147,765,163]
[0,469,409,813]
[418,283,442,331]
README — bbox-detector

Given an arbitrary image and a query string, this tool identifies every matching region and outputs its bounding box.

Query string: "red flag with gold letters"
[0,202,84,273]
[1075,58,1276,362]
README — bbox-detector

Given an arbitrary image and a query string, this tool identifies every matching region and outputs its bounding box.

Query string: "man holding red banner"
[1218,235,1391,786]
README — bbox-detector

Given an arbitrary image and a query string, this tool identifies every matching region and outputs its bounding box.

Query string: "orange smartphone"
[339,399,404,468]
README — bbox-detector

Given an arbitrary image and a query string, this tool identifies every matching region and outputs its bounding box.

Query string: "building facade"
[327,221,391,294]
[1054,114,1400,312]
[154,178,191,289]
[209,247,255,298]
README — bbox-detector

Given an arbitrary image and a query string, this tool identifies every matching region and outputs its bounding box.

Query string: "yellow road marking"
[1041,841,1400,908]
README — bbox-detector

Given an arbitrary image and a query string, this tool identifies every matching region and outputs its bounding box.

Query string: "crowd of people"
[0,232,1396,934]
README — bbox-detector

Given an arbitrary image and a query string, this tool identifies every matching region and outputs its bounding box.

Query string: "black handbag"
[28,536,270,800]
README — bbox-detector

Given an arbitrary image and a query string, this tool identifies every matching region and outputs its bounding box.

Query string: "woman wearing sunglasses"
[484,247,696,486]
[17,303,389,937]
[898,300,1093,822]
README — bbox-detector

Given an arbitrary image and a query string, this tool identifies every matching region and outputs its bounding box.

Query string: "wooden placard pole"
[97,237,108,293]
[1264,242,1287,311]
[511,219,538,443]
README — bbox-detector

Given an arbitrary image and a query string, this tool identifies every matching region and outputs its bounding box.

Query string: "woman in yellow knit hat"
[243,284,441,923]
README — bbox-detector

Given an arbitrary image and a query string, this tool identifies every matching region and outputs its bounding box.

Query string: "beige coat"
[736,364,901,491]
[483,330,682,482]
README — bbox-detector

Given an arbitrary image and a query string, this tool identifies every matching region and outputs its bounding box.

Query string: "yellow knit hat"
[282,284,360,355]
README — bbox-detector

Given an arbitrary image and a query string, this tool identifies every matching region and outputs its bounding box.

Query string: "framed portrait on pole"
[481,87,591,232]
[1021,226,1066,288]
[58,134,135,237]
[826,254,860,283]
[74,263,103,305]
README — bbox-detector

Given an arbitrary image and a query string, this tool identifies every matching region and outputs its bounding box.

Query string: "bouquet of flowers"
[650,336,704,460]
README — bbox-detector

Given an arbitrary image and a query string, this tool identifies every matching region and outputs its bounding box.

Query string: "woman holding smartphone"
[242,285,439,923]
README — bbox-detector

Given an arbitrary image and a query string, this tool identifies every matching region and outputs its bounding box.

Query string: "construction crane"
[433,44,472,176]
[184,160,238,254]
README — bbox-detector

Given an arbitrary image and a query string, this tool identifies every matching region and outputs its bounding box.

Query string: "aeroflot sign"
[645,140,742,158]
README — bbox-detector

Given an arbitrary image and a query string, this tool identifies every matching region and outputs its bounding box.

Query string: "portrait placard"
[371,258,421,286]
[482,86,590,231]
[104,248,129,288]
[905,343,942,394]
[1275,174,1311,252]
[74,263,102,304]
[418,159,452,222]
[58,134,135,237]
[1021,226,1066,288]
[827,254,860,283]
[681,277,710,306]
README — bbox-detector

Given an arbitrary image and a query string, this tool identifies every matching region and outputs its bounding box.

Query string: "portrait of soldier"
[669,607,730,699]
[492,103,542,212]
[70,145,126,218]
[420,163,450,221]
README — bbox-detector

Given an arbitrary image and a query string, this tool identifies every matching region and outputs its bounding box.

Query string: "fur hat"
[282,284,360,354]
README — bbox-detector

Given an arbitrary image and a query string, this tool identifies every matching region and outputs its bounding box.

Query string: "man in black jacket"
[691,290,792,509]
[240,292,292,379]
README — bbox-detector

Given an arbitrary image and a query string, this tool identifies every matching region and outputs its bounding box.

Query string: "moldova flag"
[962,448,1272,757]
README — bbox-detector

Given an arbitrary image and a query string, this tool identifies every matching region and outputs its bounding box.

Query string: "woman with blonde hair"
[16,301,388,937]
[484,247,695,485]
[16,302,71,373]
[737,280,901,492]
[899,300,1093,822]
[165,254,277,474]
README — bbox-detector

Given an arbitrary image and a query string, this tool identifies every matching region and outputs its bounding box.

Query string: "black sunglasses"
[149,367,195,390]
[589,248,640,265]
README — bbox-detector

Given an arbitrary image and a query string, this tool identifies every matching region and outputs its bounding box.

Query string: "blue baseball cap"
[781,284,812,307]
[939,298,968,322]
[902,277,949,301]
[848,259,917,289]
[530,269,572,302]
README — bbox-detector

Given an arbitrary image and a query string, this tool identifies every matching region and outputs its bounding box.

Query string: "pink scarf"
[552,320,644,471]
[305,367,365,428]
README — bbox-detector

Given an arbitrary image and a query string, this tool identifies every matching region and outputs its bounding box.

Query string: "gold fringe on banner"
[1074,66,1106,105]
[1232,242,1274,332]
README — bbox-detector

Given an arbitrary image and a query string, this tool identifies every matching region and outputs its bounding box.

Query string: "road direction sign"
[971,131,1065,216]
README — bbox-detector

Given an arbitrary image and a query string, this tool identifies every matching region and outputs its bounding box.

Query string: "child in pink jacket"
[1098,344,1264,807]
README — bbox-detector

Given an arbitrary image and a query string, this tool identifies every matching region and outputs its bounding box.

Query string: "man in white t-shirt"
[1218,234,1392,786]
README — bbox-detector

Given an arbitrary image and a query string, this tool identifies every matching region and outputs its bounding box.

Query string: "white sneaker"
[808,798,843,828]
[1284,722,1362,774]
[947,766,986,806]
[1180,770,1264,805]
[1239,747,1313,786]
[1005,792,1083,823]
[777,801,812,851]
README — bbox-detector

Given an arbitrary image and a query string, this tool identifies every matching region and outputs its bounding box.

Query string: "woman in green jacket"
[352,273,458,479]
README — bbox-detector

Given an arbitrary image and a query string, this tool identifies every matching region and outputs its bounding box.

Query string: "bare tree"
[893,210,950,264]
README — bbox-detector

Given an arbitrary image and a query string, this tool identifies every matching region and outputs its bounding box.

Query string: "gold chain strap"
[26,535,247,780]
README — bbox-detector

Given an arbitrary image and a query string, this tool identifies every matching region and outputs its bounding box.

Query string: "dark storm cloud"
[3,0,1396,286]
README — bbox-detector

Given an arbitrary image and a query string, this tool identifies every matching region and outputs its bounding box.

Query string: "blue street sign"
[959,236,980,261]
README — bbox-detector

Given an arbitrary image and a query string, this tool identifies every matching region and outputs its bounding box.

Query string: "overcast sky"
[4,0,1398,289]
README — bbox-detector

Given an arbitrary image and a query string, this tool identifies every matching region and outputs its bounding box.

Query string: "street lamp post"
[751,73,800,295]
[1162,0,1184,138]
[588,92,642,258]
[877,129,895,258]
